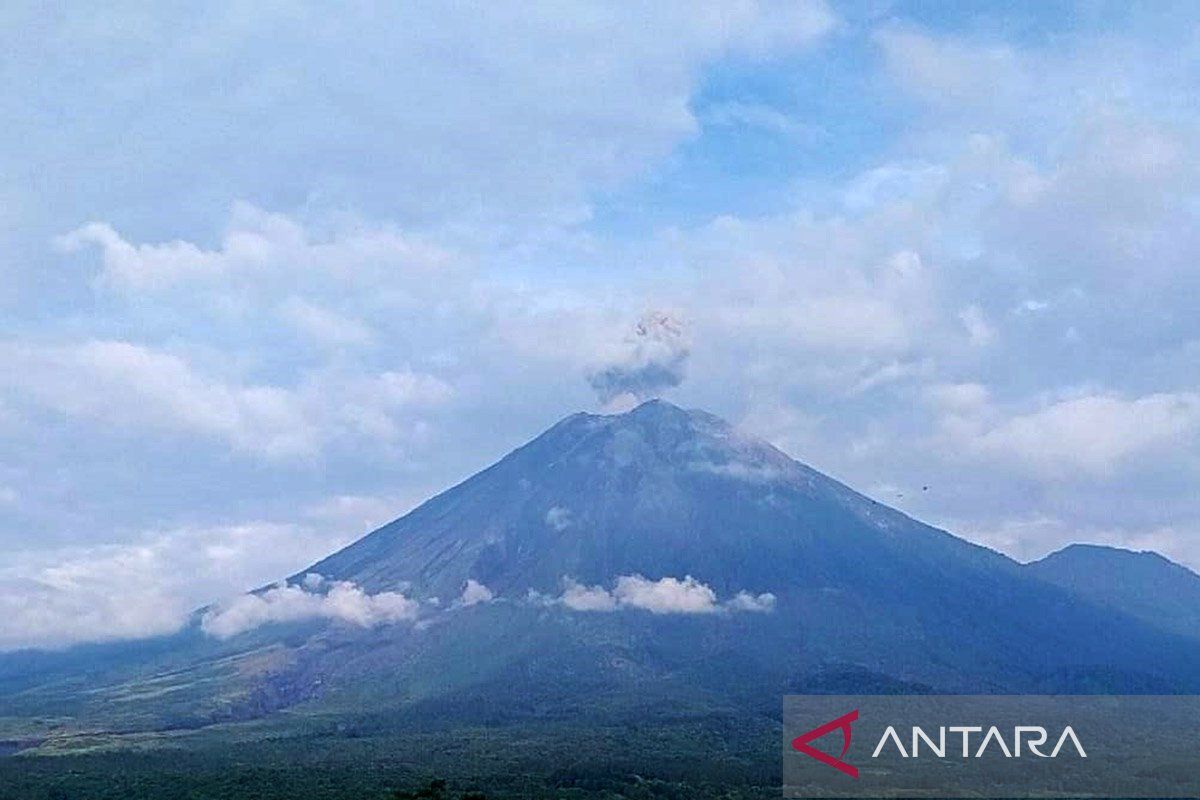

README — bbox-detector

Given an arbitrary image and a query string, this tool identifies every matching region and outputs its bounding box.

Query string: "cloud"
[965,392,1200,479]
[0,519,361,651]
[925,382,990,414]
[458,579,494,607]
[0,339,453,461]
[277,298,374,348]
[57,203,454,295]
[874,26,1031,113]
[700,101,823,140]
[958,305,996,347]
[0,340,316,459]
[13,3,835,239]
[948,513,1200,571]
[613,574,718,614]
[725,590,777,613]
[545,506,572,531]
[587,312,691,406]
[545,575,776,615]
[201,579,420,639]
[558,579,619,612]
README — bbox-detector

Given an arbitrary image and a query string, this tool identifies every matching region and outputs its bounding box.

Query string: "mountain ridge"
[1028,542,1200,641]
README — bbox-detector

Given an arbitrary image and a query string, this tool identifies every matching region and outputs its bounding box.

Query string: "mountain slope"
[1028,543,1200,640]
[292,400,1200,695]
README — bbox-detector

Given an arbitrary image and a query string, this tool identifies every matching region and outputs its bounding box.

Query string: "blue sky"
[2,1,1199,649]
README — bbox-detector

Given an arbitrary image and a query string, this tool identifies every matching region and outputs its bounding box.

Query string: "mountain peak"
[541,399,790,482]
[1037,543,1191,572]
[616,397,692,417]
[591,398,721,429]
[302,398,927,601]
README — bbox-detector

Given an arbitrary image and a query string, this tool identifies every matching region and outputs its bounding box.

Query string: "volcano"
[5,400,1200,731]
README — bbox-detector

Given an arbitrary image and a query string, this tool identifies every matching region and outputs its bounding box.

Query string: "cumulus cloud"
[201,579,420,639]
[558,579,619,612]
[613,574,718,614]
[587,312,691,406]
[458,579,495,607]
[725,591,777,613]
[542,575,776,615]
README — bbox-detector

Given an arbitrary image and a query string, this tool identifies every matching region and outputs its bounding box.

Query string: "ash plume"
[587,311,690,406]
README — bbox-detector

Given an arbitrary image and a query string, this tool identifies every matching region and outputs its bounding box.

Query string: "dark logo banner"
[783,695,1200,798]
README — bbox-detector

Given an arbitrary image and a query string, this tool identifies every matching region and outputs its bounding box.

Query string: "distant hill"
[1028,543,1200,640]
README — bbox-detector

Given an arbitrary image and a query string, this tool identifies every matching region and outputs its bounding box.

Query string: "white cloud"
[700,101,822,140]
[458,579,494,607]
[874,26,1031,112]
[201,580,420,639]
[18,4,835,238]
[958,305,996,347]
[0,339,316,459]
[925,382,990,414]
[968,392,1200,478]
[56,221,229,292]
[725,590,777,613]
[925,385,1200,480]
[57,203,455,295]
[559,579,620,612]
[613,574,719,614]
[0,520,358,651]
[0,339,453,461]
[547,575,776,616]
[278,298,374,348]
[545,506,573,531]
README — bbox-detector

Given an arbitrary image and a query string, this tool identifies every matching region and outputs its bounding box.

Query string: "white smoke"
[201,578,420,639]
[587,311,690,407]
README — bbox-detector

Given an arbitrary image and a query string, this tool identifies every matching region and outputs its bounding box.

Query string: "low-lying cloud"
[200,577,420,639]
[457,578,495,607]
[536,574,776,615]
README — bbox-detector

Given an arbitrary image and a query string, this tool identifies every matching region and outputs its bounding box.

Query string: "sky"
[2,1,1199,649]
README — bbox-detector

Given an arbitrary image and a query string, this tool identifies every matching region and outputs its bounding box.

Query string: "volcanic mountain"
[5,400,1200,731]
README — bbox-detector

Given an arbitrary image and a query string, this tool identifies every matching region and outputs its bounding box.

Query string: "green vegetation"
[0,715,784,799]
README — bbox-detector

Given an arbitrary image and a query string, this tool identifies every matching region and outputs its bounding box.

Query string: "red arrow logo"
[791,709,859,778]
